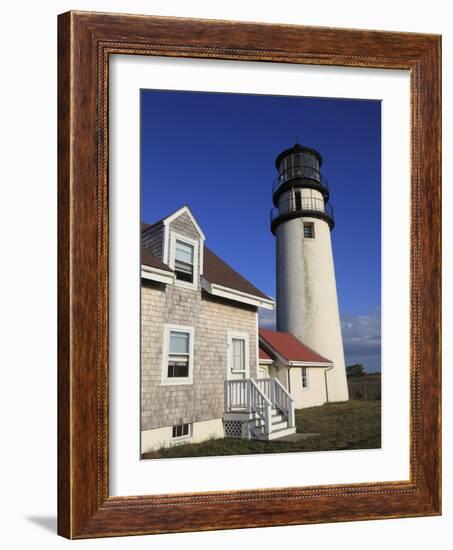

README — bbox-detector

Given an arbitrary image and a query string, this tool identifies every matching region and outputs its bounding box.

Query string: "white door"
[226,333,250,410]
[229,337,247,380]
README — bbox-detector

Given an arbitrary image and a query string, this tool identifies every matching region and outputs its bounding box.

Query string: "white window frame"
[161,324,195,386]
[227,331,250,380]
[171,422,193,443]
[169,231,199,290]
[301,366,309,390]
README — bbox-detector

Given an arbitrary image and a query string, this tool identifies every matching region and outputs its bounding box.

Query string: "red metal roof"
[259,329,332,364]
[259,346,273,361]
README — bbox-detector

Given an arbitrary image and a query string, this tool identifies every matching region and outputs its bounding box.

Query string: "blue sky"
[141,90,381,372]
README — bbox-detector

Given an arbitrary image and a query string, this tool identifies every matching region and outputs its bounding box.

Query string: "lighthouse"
[271,144,349,402]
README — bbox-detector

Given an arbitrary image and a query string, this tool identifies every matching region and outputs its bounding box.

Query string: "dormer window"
[169,232,200,290]
[175,239,194,283]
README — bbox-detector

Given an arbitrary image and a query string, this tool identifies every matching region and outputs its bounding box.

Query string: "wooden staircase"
[249,407,296,440]
[224,378,296,441]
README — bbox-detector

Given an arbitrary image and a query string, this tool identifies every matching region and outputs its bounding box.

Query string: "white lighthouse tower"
[271,144,349,402]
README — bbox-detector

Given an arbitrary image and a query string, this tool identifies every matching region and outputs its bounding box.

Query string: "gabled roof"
[141,216,274,308]
[144,206,206,241]
[203,246,270,301]
[259,329,332,365]
[141,246,173,273]
[259,347,273,362]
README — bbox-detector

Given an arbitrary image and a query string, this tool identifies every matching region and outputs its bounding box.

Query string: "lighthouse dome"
[274,143,323,170]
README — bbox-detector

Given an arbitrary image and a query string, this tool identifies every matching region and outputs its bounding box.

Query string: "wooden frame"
[58,10,441,539]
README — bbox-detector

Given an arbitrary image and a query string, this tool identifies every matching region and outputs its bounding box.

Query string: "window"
[172,423,191,439]
[169,232,200,289]
[162,324,194,385]
[174,239,194,283]
[301,367,309,389]
[303,222,315,239]
[231,338,246,373]
[227,331,250,379]
[168,330,190,378]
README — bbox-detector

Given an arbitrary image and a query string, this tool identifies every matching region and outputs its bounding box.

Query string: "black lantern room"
[270,143,334,234]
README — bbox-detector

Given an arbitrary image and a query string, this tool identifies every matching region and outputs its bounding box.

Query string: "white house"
[141,144,348,453]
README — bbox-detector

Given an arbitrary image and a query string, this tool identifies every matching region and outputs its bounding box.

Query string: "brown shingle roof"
[141,246,174,272]
[203,246,271,301]
[141,219,271,301]
[259,329,332,364]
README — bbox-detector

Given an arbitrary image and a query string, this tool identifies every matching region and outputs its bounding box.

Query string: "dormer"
[141,206,274,310]
[142,206,205,290]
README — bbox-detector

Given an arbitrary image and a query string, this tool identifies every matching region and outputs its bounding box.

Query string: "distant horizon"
[141,89,381,372]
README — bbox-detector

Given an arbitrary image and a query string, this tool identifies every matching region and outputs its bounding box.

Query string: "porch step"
[224,378,296,442]
[250,416,288,431]
[250,425,296,441]
[266,426,297,440]
[250,415,286,430]
[271,419,289,431]
[249,408,292,439]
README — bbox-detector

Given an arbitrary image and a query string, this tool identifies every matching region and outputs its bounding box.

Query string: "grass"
[141,399,381,460]
[347,374,381,400]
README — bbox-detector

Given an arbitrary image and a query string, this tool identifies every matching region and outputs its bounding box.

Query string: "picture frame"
[57,10,441,539]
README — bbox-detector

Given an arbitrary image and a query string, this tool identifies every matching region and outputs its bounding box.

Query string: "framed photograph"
[58,11,441,538]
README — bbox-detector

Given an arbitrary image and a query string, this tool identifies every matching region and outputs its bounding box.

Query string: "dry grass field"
[142,399,381,459]
[347,374,381,400]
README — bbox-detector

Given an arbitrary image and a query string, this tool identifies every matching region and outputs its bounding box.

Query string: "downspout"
[324,365,334,403]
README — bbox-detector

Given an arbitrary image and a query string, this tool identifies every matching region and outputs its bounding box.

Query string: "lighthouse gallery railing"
[270,196,334,223]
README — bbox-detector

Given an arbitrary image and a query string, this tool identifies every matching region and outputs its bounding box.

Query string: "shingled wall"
[141,282,258,431]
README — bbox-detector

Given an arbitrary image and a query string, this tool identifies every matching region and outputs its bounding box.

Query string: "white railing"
[250,379,272,435]
[224,379,250,411]
[225,377,295,432]
[256,378,295,428]
[225,379,272,434]
[273,378,295,428]
[255,378,275,403]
